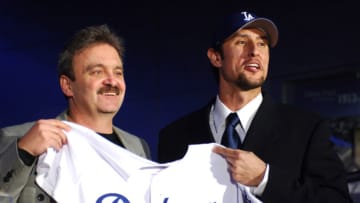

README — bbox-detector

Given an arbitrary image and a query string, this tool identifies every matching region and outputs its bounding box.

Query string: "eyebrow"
[84,63,104,72]
[85,64,123,72]
[232,33,268,41]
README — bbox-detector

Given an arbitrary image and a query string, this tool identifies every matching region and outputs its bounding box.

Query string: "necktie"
[221,113,241,149]
[221,113,251,203]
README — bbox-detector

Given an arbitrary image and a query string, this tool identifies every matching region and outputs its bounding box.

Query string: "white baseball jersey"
[150,144,261,203]
[35,121,165,203]
[36,121,261,203]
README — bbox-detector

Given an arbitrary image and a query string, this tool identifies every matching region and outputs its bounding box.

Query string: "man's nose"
[247,42,260,57]
[103,73,117,86]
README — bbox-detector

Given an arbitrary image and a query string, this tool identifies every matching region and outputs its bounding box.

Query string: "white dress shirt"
[209,93,269,197]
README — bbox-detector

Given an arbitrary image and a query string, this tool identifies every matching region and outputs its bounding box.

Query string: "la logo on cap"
[241,11,255,21]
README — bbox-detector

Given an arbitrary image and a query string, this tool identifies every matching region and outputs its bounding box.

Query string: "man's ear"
[207,48,222,68]
[59,75,74,97]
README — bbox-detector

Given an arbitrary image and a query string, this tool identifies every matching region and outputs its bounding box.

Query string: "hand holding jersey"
[36,121,262,203]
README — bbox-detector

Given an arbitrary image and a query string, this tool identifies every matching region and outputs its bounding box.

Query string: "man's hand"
[17,119,71,156]
[213,145,266,186]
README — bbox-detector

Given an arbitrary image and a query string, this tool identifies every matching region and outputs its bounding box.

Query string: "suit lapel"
[242,96,282,154]
[188,101,216,144]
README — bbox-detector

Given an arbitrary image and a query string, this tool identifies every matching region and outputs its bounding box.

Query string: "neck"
[66,110,114,134]
[219,87,261,111]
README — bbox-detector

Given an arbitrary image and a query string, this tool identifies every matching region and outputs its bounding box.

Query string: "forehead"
[231,27,268,39]
[71,43,123,76]
[74,43,122,64]
[77,43,119,55]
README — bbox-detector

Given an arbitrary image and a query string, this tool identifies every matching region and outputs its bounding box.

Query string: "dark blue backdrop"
[1,1,359,161]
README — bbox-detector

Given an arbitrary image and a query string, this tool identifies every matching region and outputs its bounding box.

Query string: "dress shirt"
[209,93,269,196]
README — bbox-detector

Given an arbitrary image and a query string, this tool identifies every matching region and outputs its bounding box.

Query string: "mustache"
[97,86,120,95]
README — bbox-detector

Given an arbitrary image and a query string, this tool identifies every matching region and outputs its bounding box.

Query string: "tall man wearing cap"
[157,11,351,202]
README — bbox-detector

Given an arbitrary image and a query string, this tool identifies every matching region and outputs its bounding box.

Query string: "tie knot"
[226,113,240,128]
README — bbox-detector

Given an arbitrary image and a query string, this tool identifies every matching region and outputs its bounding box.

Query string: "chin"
[98,107,119,114]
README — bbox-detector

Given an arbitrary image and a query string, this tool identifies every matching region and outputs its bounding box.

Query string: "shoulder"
[113,126,142,141]
[1,110,66,137]
[262,94,324,121]
[113,126,151,159]
[257,95,328,134]
[161,100,213,131]
[1,121,35,137]
[276,102,324,122]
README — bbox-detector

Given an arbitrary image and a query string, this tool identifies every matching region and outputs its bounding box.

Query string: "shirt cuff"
[250,163,269,196]
[18,148,36,166]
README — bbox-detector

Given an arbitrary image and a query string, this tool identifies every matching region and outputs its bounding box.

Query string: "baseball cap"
[212,11,278,48]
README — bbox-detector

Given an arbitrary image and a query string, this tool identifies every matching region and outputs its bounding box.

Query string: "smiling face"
[60,43,126,118]
[209,28,270,93]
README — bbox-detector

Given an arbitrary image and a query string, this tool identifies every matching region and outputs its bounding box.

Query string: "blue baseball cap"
[212,11,279,48]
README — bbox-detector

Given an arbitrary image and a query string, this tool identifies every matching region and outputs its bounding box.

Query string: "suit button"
[3,176,10,182]
[37,194,45,201]
[3,170,14,182]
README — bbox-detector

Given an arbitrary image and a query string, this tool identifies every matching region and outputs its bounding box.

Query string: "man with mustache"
[158,11,351,202]
[0,25,150,203]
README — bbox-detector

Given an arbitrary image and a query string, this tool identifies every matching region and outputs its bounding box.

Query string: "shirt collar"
[213,93,263,133]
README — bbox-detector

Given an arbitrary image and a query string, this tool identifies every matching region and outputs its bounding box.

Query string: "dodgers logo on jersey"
[96,193,130,203]
[96,193,170,203]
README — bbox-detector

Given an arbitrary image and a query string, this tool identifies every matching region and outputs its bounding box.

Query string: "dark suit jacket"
[158,95,351,203]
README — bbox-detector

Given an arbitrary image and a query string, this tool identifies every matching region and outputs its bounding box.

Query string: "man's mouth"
[246,63,260,69]
[103,92,117,96]
[245,63,260,71]
[98,87,120,96]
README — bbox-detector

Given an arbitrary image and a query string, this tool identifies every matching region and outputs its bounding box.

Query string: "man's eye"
[90,70,102,75]
[115,68,123,75]
[235,40,246,45]
[258,42,267,47]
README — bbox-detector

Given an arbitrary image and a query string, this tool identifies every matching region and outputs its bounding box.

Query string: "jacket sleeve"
[0,123,35,201]
[261,119,351,203]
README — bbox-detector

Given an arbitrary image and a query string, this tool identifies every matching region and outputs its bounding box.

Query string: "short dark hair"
[57,24,124,80]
